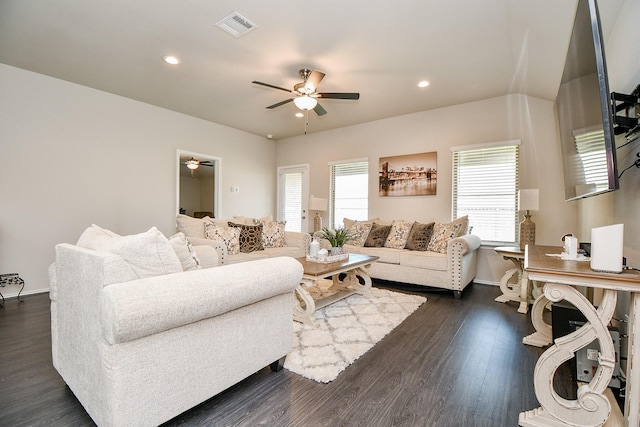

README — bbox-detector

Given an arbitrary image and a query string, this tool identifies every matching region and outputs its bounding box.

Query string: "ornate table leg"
[523,292,553,347]
[293,280,319,327]
[519,284,617,427]
[329,264,373,297]
[625,291,640,426]
[495,258,523,305]
[518,269,531,314]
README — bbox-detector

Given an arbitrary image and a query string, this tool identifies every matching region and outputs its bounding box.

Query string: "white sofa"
[176,214,310,264]
[318,217,482,298]
[49,225,303,427]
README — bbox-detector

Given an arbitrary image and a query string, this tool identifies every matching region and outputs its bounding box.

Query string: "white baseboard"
[474,279,499,287]
[0,288,49,299]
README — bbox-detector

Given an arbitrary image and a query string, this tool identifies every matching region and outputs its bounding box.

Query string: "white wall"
[0,64,276,295]
[277,93,577,284]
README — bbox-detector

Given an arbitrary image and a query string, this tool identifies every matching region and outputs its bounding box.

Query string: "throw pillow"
[228,222,264,253]
[168,232,201,271]
[450,215,469,237]
[384,220,413,249]
[261,220,286,248]
[347,221,373,246]
[404,222,436,251]
[99,227,183,279]
[364,223,392,247]
[427,222,463,254]
[76,224,120,249]
[175,214,207,239]
[204,222,240,255]
[343,217,379,230]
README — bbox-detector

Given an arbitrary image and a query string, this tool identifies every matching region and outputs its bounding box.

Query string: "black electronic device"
[552,303,621,389]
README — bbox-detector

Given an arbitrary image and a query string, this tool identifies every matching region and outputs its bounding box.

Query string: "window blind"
[452,144,519,243]
[329,161,368,229]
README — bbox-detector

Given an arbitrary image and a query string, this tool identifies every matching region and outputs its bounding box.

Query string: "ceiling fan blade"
[317,92,360,100]
[252,81,293,93]
[305,70,325,92]
[314,103,327,116]
[266,98,294,109]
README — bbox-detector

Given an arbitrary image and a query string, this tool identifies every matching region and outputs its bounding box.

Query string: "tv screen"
[556,0,619,201]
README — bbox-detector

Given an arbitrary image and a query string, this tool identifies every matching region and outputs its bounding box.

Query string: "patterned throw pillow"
[427,222,463,253]
[384,220,413,249]
[204,222,240,255]
[404,222,436,251]
[364,223,392,247]
[450,215,469,237]
[261,220,286,248]
[228,222,264,253]
[347,221,373,246]
[168,232,201,271]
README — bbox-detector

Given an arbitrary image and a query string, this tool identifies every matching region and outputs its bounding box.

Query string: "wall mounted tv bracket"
[611,84,640,143]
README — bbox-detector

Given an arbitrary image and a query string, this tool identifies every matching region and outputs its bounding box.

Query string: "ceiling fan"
[182,157,214,177]
[252,69,360,116]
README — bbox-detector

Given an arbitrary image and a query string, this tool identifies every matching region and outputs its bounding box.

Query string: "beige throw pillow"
[261,220,286,248]
[384,220,413,249]
[204,222,240,255]
[347,221,373,246]
[168,232,201,271]
[427,222,463,253]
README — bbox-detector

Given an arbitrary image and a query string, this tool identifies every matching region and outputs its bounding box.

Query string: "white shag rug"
[284,287,426,383]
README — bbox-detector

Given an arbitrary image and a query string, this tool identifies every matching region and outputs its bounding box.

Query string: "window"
[451,141,520,243]
[329,160,368,229]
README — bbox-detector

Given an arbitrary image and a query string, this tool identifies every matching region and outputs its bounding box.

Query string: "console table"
[519,245,640,427]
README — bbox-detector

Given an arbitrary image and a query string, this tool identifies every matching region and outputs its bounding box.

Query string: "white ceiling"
[0,0,626,140]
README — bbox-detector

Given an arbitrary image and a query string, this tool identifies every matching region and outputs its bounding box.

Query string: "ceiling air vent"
[215,12,257,38]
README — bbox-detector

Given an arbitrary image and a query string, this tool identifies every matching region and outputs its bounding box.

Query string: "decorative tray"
[305,253,349,264]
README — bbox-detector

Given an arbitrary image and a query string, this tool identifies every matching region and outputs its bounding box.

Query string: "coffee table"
[294,253,379,326]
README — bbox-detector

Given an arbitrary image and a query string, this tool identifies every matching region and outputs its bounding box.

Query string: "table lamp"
[309,196,328,233]
[518,189,539,250]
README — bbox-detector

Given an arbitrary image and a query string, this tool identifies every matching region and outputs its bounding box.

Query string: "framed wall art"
[379,151,437,197]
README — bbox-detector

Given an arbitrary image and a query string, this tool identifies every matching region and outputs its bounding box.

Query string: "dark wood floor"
[0,283,574,427]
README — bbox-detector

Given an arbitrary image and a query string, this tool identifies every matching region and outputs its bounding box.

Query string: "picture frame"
[379,151,437,197]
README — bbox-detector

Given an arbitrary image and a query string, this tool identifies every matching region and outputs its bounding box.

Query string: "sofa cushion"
[204,222,240,254]
[427,222,463,253]
[168,232,201,271]
[364,223,392,247]
[98,227,183,279]
[233,215,273,225]
[347,221,373,246]
[343,217,379,230]
[405,222,435,251]
[260,220,286,248]
[344,244,402,264]
[228,222,264,253]
[384,220,413,249]
[176,214,208,239]
[400,250,447,271]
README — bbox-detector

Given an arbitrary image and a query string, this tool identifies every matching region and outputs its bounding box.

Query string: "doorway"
[277,164,309,232]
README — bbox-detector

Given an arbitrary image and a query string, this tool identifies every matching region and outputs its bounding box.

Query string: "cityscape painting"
[379,151,437,197]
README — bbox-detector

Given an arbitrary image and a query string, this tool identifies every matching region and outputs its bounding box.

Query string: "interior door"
[277,164,309,232]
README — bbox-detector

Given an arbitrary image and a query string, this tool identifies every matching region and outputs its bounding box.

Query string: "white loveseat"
[49,225,303,427]
[319,217,481,298]
[176,214,310,264]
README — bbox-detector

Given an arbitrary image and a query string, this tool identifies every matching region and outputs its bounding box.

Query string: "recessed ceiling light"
[418,80,430,88]
[162,55,181,65]
[295,112,304,118]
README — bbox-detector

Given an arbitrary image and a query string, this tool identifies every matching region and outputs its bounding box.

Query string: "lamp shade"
[186,157,200,170]
[518,189,539,211]
[309,195,328,211]
[293,95,318,111]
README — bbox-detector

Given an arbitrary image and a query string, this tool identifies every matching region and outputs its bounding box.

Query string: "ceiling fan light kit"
[293,95,317,111]
[185,157,200,170]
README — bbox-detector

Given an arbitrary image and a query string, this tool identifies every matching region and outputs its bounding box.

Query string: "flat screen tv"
[556,0,619,201]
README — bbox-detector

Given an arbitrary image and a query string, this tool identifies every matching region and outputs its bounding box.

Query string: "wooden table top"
[296,253,379,278]
[524,245,640,291]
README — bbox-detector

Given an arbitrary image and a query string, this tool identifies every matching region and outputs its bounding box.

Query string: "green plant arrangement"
[319,226,354,248]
